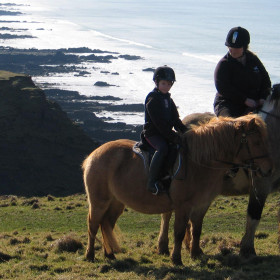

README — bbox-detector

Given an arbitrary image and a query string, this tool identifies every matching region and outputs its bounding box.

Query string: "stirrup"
[150,183,159,195]
[152,181,167,196]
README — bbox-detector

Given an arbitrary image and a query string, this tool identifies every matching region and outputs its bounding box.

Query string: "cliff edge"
[0,71,98,196]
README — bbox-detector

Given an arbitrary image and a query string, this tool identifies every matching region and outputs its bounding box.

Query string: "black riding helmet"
[153,66,176,83]
[225,26,250,48]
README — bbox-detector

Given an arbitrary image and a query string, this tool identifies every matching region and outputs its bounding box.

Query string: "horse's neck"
[264,104,280,169]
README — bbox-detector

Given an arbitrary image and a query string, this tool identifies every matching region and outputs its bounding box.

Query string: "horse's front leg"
[188,203,211,259]
[158,212,172,255]
[240,186,268,258]
[171,208,190,266]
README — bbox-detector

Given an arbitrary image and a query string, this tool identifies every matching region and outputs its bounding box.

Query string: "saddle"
[133,140,182,191]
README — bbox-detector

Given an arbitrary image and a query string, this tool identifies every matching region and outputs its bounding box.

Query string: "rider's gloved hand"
[244,98,257,108]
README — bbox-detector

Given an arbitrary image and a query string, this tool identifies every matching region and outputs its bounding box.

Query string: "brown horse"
[83,114,273,265]
[158,85,280,259]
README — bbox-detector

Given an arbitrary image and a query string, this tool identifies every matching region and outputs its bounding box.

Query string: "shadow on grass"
[95,253,280,280]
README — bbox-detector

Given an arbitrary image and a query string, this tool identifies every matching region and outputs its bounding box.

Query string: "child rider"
[142,65,187,195]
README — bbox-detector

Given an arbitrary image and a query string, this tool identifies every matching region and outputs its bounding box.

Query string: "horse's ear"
[248,118,256,130]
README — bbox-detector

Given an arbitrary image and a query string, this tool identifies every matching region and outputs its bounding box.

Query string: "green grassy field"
[0,193,280,280]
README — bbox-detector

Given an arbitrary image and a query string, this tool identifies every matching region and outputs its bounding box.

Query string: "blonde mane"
[183,114,267,164]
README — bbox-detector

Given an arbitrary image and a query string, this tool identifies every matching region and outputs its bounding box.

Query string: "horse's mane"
[183,114,267,164]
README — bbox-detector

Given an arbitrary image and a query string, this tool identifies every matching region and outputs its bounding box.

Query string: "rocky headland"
[0,70,98,196]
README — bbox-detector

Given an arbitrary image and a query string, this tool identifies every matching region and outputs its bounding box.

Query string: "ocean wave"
[182,52,220,64]
[90,30,154,49]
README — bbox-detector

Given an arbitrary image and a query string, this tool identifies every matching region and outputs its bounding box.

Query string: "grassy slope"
[0,193,279,280]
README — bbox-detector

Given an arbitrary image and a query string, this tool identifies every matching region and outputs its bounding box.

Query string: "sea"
[1,0,280,125]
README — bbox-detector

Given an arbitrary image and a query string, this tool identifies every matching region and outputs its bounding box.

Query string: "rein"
[257,108,280,120]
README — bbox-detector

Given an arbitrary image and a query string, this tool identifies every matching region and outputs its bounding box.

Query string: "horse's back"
[83,139,135,169]
[83,139,137,193]
[182,112,215,129]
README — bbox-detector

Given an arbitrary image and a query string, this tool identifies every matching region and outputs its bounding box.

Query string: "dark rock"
[0,10,22,16]
[119,54,142,60]
[42,88,143,143]
[74,70,91,76]
[94,81,115,87]
[0,33,35,39]
[0,71,98,197]
[143,67,155,72]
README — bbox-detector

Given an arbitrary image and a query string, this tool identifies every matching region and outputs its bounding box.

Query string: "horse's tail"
[82,153,95,196]
[100,219,121,255]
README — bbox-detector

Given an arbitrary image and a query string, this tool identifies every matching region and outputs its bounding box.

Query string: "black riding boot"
[147,151,165,195]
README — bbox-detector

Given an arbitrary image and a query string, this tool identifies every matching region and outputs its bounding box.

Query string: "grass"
[0,193,280,279]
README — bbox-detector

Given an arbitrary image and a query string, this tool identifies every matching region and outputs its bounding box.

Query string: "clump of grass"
[0,251,13,262]
[45,234,54,241]
[65,204,75,210]
[22,198,39,206]
[10,238,21,245]
[10,201,17,206]
[54,235,83,253]
[22,237,31,244]
[29,264,50,271]
[255,232,269,239]
[32,202,40,209]
[47,195,55,201]
[218,244,233,256]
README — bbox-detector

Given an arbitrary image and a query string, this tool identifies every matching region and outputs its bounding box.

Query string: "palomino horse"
[83,114,273,265]
[158,85,280,259]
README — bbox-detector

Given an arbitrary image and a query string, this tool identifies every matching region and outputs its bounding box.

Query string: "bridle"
[216,126,269,173]
[257,108,280,120]
[236,129,269,170]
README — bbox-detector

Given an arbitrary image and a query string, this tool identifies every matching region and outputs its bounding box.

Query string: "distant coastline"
[0,3,152,143]
[0,44,146,143]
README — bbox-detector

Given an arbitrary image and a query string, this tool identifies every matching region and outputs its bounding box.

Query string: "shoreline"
[0,4,151,143]
[0,45,146,143]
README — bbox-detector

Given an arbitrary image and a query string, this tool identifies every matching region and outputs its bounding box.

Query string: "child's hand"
[173,132,182,145]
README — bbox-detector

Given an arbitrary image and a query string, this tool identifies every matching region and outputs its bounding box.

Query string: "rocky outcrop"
[43,89,143,143]
[0,71,98,196]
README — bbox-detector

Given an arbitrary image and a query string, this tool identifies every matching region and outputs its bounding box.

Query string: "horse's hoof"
[240,246,257,258]
[191,248,204,259]
[86,251,95,262]
[104,252,116,260]
[158,248,170,256]
[158,242,170,255]
[171,256,183,266]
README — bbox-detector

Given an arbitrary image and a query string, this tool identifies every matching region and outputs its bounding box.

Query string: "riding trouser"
[145,135,168,195]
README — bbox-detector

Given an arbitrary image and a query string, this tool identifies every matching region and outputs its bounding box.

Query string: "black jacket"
[142,88,186,143]
[214,50,271,117]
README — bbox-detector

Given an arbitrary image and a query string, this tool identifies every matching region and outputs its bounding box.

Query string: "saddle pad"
[132,142,182,179]
[132,142,150,172]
